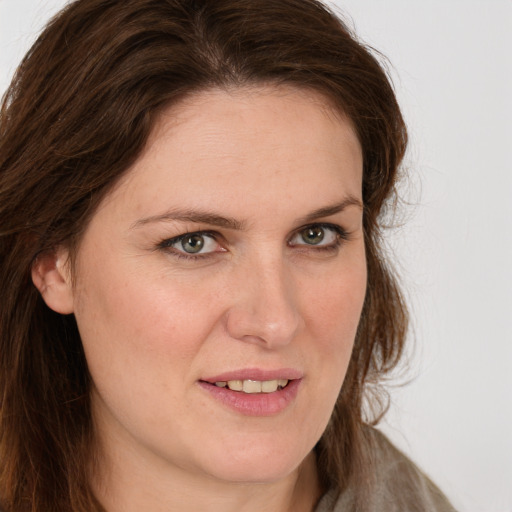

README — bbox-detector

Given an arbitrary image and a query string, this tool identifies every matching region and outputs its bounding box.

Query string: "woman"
[0,0,456,511]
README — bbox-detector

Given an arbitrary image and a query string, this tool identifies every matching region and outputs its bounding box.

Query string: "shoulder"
[366,428,457,512]
[315,427,457,512]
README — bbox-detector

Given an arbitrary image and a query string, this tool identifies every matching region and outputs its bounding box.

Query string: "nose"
[224,257,302,348]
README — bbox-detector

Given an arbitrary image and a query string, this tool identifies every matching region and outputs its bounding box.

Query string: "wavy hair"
[0,0,408,510]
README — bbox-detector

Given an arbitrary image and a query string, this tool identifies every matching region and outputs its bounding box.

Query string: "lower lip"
[198,379,301,416]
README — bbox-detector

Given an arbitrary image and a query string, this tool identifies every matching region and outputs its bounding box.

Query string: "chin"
[197,438,309,484]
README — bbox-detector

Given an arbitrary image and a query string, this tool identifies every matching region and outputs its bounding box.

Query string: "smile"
[199,377,301,416]
[214,379,289,394]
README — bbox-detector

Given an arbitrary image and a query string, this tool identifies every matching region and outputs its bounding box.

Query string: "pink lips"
[199,367,303,416]
[202,367,303,383]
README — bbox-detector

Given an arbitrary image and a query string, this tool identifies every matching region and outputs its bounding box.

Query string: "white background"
[1,1,511,511]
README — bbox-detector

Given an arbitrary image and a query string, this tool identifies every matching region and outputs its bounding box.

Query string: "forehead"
[150,85,359,160]
[99,85,363,221]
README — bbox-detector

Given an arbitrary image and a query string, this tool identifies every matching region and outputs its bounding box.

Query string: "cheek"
[72,252,224,389]
[302,253,367,417]
[72,259,226,444]
[304,254,367,350]
[302,264,366,451]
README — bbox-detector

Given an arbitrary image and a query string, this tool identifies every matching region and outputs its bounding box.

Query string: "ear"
[31,247,75,314]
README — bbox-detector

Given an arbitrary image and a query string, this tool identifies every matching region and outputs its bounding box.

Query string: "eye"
[299,226,328,245]
[289,224,345,248]
[159,231,222,257]
[179,233,211,254]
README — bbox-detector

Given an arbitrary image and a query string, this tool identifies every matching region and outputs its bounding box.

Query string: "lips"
[199,368,303,416]
[202,368,303,383]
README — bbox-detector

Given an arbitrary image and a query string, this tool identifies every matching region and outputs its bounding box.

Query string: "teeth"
[228,380,243,391]
[214,379,290,393]
[243,380,262,393]
[261,380,278,393]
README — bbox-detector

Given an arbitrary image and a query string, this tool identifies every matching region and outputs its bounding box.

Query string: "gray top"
[314,430,457,512]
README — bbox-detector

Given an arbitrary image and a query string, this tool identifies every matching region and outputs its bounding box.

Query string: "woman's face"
[68,87,366,484]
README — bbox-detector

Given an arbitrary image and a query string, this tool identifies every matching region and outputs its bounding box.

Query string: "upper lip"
[201,368,303,383]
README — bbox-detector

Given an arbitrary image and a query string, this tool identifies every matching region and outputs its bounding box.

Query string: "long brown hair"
[0,0,408,510]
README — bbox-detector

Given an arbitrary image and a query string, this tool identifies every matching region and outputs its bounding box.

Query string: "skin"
[34,86,366,512]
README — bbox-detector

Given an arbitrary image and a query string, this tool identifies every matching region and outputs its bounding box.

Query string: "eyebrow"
[131,196,363,231]
[296,196,363,224]
[132,209,246,231]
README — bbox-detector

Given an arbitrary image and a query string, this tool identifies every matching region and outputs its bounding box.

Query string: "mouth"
[199,378,300,416]
[208,379,290,394]
[198,369,302,415]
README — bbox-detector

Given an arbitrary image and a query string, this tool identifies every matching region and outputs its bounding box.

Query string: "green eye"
[181,234,205,253]
[300,226,325,245]
[160,231,223,259]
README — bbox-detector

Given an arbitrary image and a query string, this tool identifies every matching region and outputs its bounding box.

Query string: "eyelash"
[158,230,220,261]
[157,223,350,261]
